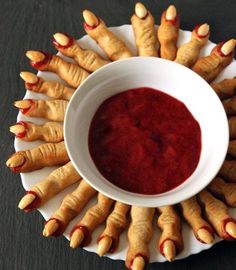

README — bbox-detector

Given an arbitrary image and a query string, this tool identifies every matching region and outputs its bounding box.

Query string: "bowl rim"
[64,56,229,207]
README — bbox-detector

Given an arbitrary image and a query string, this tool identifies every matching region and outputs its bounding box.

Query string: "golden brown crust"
[126,206,154,269]
[175,25,209,67]
[70,193,114,247]
[180,197,214,243]
[83,11,133,61]
[228,140,236,158]
[219,160,236,182]
[157,206,183,260]
[157,8,179,60]
[44,55,90,88]
[6,141,69,172]
[197,189,236,239]
[18,162,81,210]
[10,121,63,142]
[208,177,236,207]
[14,99,68,122]
[53,34,110,72]
[27,77,75,100]
[43,180,97,237]
[26,51,89,88]
[223,96,236,115]
[192,42,234,82]
[131,10,158,57]
[98,202,130,255]
[229,117,236,139]
[210,77,236,100]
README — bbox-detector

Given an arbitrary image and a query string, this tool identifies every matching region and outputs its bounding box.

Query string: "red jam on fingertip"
[130,253,149,269]
[52,33,74,49]
[89,87,201,195]
[217,41,233,57]
[30,52,52,69]
[195,226,214,243]
[15,121,28,138]
[25,77,39,89]
[44,218,65,237]
[20,99,34,115]
[69,225,90,247]
[164,11,178,25]
[83,18,100,31]
[97,235,116,253]
[194,25,209,38]
[23,190,41,212]
[222,218,236,240]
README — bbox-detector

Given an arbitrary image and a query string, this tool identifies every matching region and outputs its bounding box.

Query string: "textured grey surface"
[1,0,236,269]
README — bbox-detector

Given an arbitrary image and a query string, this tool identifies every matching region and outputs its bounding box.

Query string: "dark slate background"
[1,0,236,269]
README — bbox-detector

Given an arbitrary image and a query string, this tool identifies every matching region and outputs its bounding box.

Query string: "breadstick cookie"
[223,96,236,115]
[228,140,236,158]
[192,39,236,82]
[175,23,210,67]
[9,121,63,142]
[43,180,97,237]
[180,197,214,244]
[157,5,179,60]
[97,202,130,256]
[210,76,236,100]
[131,2,158,57]
[14,99,67,122]
[53,33,110,72]
[70,193,114,248]
[26,50,89,88]
[20,72,75,100]
[126,206,155,270]
[157,206,183,261]
[207,177,236,207]
[18,162,81,212]
[229,117,236,139]
[219,160,236,182]
[83,10,133,61]
[6,141,69,172]
[198,190,236,240]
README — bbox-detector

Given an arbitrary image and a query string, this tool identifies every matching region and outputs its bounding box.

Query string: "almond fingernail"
[166,5,177,20]
[221,39,236,56]
[197,23,210,37]
[135,2,147,19]
[25,50,45,62]
[83,9,99,26]
[20,72,38,84]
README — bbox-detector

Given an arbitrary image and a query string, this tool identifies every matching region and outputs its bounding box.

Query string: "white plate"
[15,25,236,263]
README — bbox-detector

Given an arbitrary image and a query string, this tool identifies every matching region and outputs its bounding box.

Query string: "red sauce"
[88,87,201,195]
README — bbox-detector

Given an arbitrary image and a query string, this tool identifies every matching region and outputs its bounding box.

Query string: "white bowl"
[64,57,228,207]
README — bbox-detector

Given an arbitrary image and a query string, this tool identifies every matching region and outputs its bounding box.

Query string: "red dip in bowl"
[88,87,201,195]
